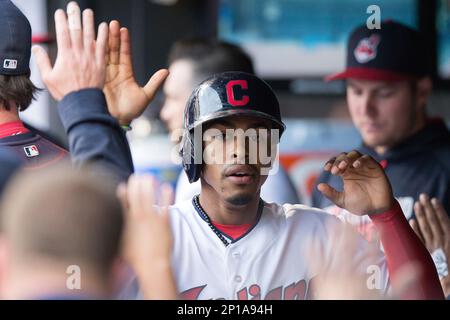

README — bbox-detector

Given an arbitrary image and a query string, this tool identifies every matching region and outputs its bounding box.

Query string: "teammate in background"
[312,21,450,218]
[160,38,300,204]
[410,195,450,298]
[0,0,68,167]
[0,165,123,299]
[34,2,444,300]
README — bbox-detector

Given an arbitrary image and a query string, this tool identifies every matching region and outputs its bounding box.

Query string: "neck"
[0,103,20,125]
[4,262,111,300]
[199,182,261,225]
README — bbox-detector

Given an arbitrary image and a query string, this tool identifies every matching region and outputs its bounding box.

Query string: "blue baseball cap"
[0,0,32,76]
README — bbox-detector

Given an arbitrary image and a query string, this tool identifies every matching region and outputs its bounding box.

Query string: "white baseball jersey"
[166,199,389,300]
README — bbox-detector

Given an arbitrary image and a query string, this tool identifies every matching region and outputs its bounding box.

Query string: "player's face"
[160,59,194,139]
[201,116,274,206]
[347,79,425,154]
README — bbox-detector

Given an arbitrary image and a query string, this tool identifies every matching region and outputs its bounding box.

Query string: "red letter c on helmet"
[226,80,250,106]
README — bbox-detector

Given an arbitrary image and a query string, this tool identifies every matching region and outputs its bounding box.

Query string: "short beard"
[226,194,253,206]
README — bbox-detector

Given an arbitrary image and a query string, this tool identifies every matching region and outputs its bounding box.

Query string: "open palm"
[104,20,169,126]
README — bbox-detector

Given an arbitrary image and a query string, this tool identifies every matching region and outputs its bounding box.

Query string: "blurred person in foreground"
[0,165,123,299]
[0,165,177,300]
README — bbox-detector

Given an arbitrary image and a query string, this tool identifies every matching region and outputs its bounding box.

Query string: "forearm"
[370,201,444,299]
[135,259,178,300]
[58,89,134,183]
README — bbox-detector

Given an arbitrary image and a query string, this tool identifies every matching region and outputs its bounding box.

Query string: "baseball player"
[159,38,300,204]
[0,0,68,168]
[312,21,450,218]
[35,2,444,300]
[155,71,443,300]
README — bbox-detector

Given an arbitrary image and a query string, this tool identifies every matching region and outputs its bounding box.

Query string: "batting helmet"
[180,71,286,183]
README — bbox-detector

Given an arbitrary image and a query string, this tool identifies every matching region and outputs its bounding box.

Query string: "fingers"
[317,183,344,208]
[119,27,132,65]
[160,183,174,207]
[54,9,71,51]
[420,193,444,239]
[96,22,109,69]
[67,2,82,50]
[430,197,450,231]
[127,174,167,220]
[108,20,121,65]
[116,182,129,213]
[32,46,53,82]
[127,175,144,219]
[414,200,433,246]
[330,152,355,174]
[139,176,158,221]
[335,150,361,171]
[143,69,170,100]
[323,157,336,171]
[159,183,174,219]
[324,151,379,175]
[82,8,95,52]
[409,219,425,244]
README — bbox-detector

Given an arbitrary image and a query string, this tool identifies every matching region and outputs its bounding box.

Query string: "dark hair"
[168,38,254,85]
[0,74,40,111]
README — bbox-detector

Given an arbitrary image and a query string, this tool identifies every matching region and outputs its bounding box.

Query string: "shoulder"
[168,199,198,223]
[175,172,200,203]
[0,132,37,146]
[261,167,300,204]
[263,201,342,231]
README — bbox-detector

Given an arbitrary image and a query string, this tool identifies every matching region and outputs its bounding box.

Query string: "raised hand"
[410,194,450,296]
[117,174,177,299]
[33,2,108,101]
[317,150,395,215]
[104,20,169,126]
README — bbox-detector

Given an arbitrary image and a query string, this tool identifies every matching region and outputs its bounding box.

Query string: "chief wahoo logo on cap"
[354,34,381,64]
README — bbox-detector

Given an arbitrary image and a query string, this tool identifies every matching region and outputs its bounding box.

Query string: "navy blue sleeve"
[57,88,134,182]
